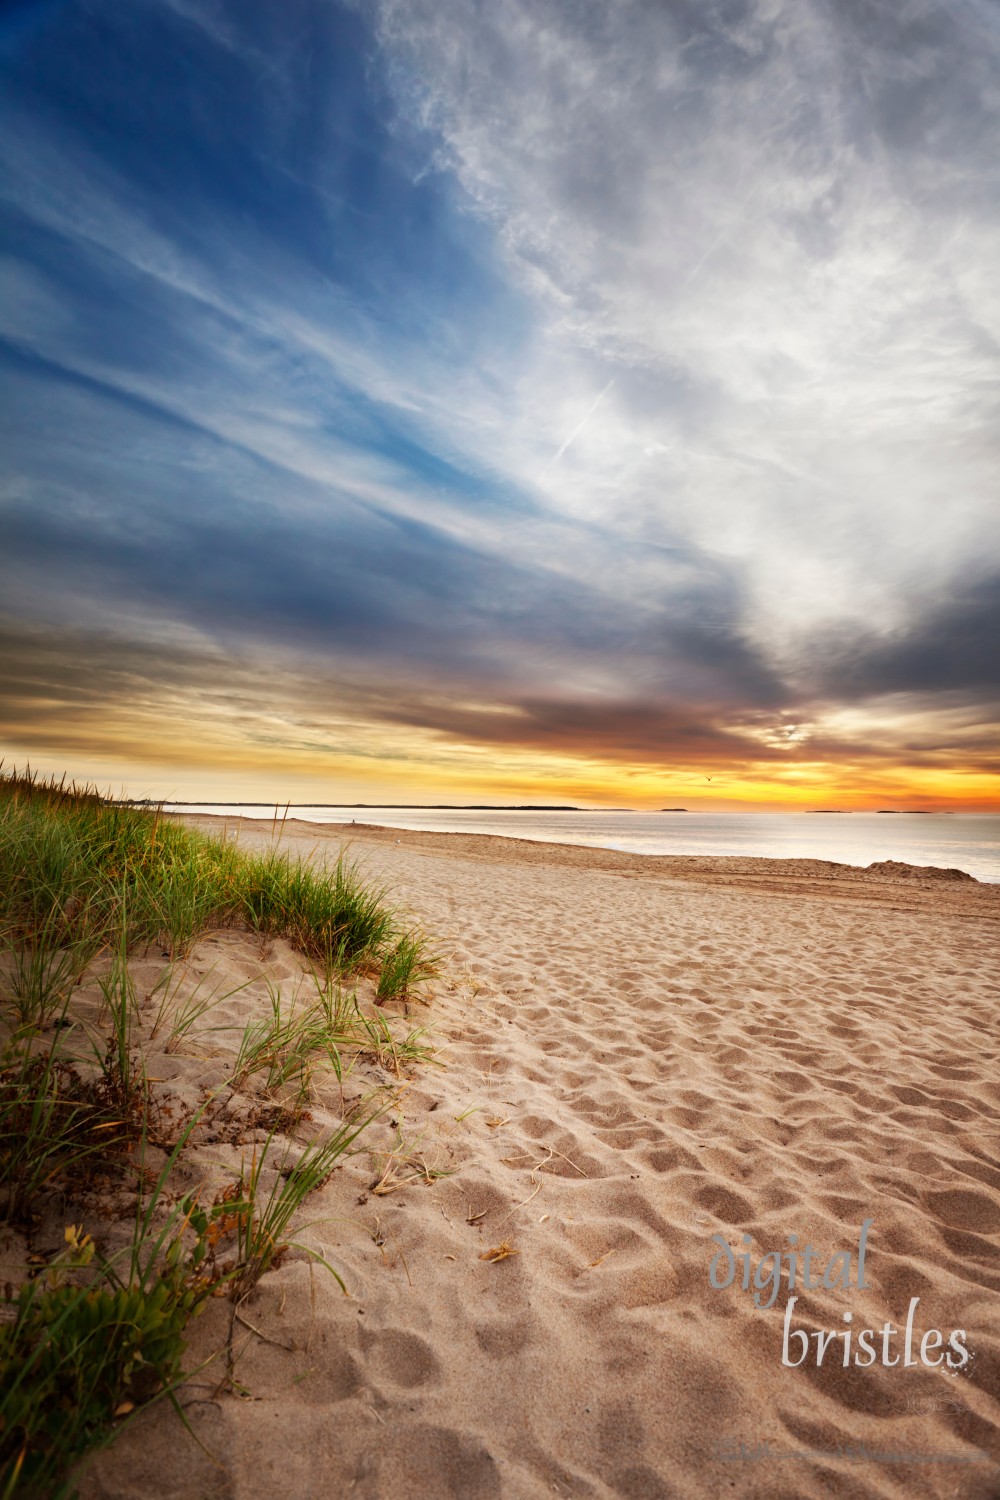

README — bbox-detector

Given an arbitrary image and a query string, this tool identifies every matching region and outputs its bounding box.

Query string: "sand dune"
[83,819,1000,1500]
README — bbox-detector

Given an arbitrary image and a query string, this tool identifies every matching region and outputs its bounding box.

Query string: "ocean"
[164,807,1000,883]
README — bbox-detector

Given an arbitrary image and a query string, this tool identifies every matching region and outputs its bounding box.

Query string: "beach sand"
[81,817,1000,1500]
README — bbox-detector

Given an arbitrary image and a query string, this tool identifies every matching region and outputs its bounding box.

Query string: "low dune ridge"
[83,818,1000,1500]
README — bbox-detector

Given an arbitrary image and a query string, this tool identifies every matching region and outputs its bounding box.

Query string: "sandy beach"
[79,817,1000,1500]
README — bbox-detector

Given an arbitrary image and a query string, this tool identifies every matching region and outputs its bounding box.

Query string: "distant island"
[149,802,584,811]
[659,808,689,812]
[811,809,849,813]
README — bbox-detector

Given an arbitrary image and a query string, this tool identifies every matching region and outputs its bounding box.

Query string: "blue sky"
[1,0,999,805]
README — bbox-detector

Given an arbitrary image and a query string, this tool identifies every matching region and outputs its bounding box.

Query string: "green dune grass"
[0,767,434,1001]
[0,768,437,1497]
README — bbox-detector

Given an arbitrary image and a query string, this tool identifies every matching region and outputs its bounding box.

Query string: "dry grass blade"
[479,1241,519,1263]
[370,1151,453,1196]
[544,1147,588,1177]
[495,1175,544,1228]
[500,1145,586,1178]
[371,1161,405,1196]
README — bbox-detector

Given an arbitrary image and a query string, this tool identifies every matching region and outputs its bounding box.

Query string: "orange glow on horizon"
[3,730,998,813]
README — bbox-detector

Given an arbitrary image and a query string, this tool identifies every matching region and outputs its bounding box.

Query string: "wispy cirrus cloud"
[369,0,1000,640]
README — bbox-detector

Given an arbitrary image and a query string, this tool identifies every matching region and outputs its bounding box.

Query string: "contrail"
[536,178,760,483]
[675,177,763,299]
[538,378,615,478]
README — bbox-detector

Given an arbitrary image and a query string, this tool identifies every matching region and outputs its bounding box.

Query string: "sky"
[1,0,999,809]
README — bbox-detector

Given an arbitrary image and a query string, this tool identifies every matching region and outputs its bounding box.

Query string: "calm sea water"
[166,806,1000,883]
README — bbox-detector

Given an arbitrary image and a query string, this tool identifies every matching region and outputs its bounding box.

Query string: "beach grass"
[226,1114,377,1303]
[0,768,437,1496]
[0,767,429,980]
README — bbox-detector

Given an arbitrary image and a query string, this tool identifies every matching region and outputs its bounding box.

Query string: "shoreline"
[171,813,1000,916]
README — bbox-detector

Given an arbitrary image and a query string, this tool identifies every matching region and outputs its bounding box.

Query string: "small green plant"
[0,1231,201,1498]
[0,1107,230,1500]
[95,928,144,1118]
[148,964,249,1054]
[229,985,341,1099]
[0,1041,122,1226]
[229,1117,376,1302]
[354,1005,435,1078]
[375,931,439,1004]
[311,977,436,1079]
[312,973,357,1043]
[5,907,85,1032]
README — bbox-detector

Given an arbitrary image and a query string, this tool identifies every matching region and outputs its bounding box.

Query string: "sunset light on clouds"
[1,0,999,808]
